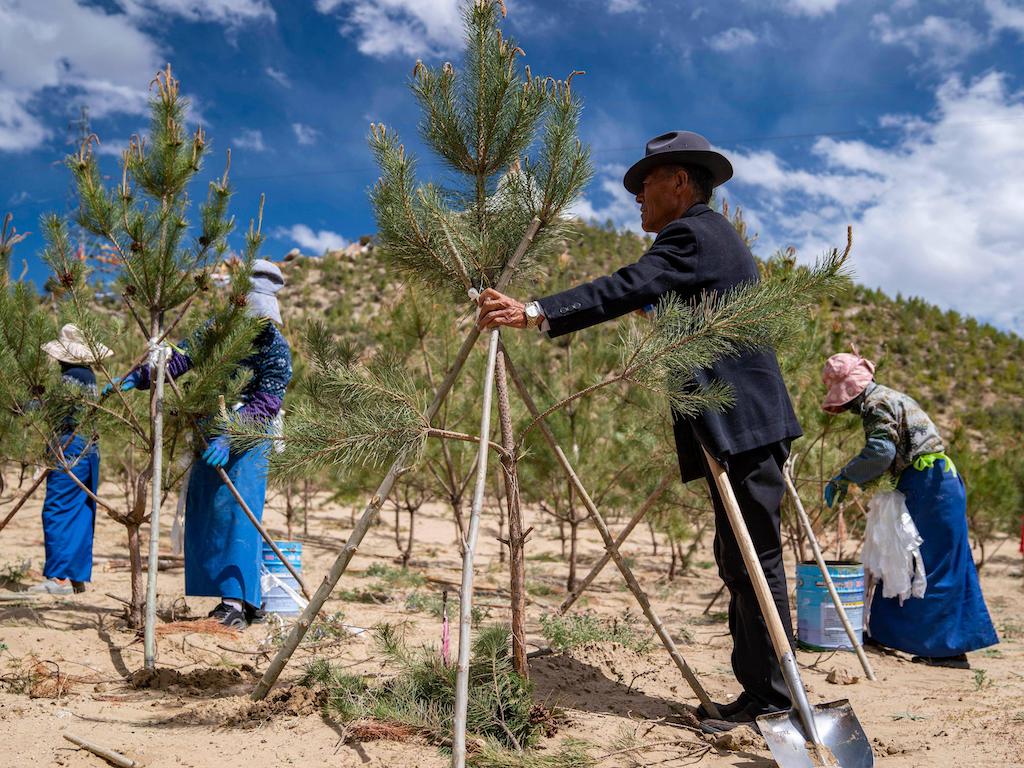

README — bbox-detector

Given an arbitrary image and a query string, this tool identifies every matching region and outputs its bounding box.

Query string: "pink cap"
[821,353,875,414]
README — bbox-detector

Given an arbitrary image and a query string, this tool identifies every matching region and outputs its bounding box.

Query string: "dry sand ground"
[1,481,1022,768]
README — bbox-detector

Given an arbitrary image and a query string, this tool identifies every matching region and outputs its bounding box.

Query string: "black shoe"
[912,653,969,669]
[71,581,87,594]
[208,602,249,629]
[246,604,267,624]
[700,701,784,734]
[695,692,752,720]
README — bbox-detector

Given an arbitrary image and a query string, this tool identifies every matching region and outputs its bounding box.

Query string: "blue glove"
[202,435,231,468]
[101,372,139,397]
[824,475,849,508]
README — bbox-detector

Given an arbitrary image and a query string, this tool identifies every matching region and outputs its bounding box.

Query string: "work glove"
[824,475,849,508]
[202,435,231,468]
[101,371,140,397]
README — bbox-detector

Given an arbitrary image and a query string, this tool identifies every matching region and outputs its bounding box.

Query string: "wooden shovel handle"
[702,447,793,662]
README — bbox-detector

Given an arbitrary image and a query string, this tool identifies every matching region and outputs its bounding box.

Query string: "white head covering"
[246,258,284,324]
[41,323,113,365]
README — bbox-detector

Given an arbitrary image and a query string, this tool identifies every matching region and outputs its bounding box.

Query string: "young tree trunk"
[494,351,528,678]
[126,521,145,629]
[567,516,579,593]
[403,505,415,569]
[648,520,658,556]
[302,478,312,538]
[285,482,295,541]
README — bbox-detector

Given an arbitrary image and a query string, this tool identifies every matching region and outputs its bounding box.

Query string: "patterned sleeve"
[862,397,900,446]
[237,328,292,423]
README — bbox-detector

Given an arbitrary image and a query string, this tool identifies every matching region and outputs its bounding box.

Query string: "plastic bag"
[861,490,927,605]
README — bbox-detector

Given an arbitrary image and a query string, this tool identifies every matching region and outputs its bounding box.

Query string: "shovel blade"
[756,699,874,768]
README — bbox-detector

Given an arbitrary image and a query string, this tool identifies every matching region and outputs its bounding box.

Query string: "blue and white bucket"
[260,541,306,617]
[796,560,865,651]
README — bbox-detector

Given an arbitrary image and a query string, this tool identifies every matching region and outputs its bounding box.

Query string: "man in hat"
[108,259,292,628]
[477,131,803,729]
[29,324,111,594]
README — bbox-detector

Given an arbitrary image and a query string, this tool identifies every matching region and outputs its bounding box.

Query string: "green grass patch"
[365,563,426,589]
[539,613,654,655]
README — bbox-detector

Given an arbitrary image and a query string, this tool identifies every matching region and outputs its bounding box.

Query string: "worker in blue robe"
[822,353,998,668]
[28,324,111,595]
[109,260,291,627]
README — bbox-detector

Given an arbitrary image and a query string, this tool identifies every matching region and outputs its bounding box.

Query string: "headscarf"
[821,353,875,414]
[246,258,284,324]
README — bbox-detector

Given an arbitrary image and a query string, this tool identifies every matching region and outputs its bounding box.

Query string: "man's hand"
[477,288,528,330]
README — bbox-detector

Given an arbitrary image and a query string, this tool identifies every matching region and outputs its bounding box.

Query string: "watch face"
[525,303,539,319]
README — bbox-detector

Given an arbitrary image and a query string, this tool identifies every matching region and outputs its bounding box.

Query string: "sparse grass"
[0,560,30,585]
[338,588,393,604]
[973,669,993,691]
[404,591,488,625]
[539,613,654,655]
[472,738,594,768]
[999,621,1022,640]
[526,552,562,563]
[527,581,556,598]
[365,563,426,589]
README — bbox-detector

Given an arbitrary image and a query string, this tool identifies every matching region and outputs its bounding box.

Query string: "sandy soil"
[1,480,1022,768]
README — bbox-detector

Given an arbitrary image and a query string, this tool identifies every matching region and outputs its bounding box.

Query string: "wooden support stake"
[63,733,137,768]
[0,469,50,534]
[502,350,721,719]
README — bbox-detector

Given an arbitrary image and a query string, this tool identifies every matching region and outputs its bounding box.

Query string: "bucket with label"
[796,560,864,651]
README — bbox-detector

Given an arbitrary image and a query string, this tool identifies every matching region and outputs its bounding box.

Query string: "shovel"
[703,447,873,768]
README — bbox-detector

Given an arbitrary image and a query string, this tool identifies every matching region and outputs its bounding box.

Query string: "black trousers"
[700,438,793,710]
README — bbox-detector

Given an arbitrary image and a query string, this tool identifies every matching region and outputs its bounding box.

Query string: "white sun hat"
[40,323,113,365]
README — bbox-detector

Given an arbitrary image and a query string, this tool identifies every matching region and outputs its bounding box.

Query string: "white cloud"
[985,0,1024,37]
[0,0,274,153]
[569,164,645,233]
[291,123,319,145]
[265,66,291,88]
[607,0,643,13]
[725,71,1024,333]
[873,13,985,66]
[0,0,160,151]
[234,128,267,152]
[276,224,348,253]
[315,0,464,58]
[123,0,276,26]
[779,0,847,17]
[707,27,759,52]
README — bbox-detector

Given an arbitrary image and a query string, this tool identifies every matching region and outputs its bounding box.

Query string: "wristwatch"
[524,301,544,329]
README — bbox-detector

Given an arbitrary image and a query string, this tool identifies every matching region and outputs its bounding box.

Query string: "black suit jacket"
[537,203,802,482]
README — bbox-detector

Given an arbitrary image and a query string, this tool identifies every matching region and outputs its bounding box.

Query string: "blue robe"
[41,434,98,583]
[184,446,269,607]
[868,458,999,657]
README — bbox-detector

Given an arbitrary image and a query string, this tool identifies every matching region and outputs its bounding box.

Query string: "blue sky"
[2,0,1024,333]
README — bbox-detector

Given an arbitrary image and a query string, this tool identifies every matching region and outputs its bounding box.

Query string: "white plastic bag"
[861,490,927,605]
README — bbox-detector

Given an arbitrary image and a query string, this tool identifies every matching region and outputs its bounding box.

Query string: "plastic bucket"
[796,560,864,651]
[261,540,303,616]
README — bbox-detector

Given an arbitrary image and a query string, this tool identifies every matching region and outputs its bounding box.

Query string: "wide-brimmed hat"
[821,353,875,414]
[41,323,113,365]
[623,131,734,195]
[246,258,285,324]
